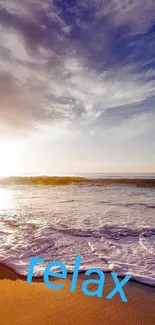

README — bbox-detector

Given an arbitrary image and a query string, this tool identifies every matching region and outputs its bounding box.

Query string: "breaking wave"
[0,182,155,286]
[0,176,155,187]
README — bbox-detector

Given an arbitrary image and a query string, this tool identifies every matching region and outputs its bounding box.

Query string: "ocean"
[0,173,155,286]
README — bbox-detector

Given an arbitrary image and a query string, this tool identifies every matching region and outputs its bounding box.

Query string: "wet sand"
[0,264,155,325]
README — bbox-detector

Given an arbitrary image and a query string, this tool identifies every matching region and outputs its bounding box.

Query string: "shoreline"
[0,264,155,325]
[1,262,155,288]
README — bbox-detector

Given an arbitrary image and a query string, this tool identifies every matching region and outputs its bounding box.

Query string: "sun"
[0,140,21,177]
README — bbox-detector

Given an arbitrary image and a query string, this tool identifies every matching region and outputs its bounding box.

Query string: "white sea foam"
[0,184,155,286]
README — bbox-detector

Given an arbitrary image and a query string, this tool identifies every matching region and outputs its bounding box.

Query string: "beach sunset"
[0,0,155,324]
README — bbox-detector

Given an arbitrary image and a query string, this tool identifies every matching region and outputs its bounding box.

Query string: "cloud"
[0,0,49,19]
[0,0,155,137]
[79,0,155,34]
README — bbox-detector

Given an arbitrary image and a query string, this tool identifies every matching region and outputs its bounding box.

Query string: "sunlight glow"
[0,140,22,176]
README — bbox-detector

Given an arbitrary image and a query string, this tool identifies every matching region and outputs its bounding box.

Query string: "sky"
[0,0,155,175]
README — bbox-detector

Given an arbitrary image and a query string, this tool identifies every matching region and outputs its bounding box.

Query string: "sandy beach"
[0,264,155,325]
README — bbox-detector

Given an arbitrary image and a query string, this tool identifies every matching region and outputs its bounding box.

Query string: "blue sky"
[0,0,155,174]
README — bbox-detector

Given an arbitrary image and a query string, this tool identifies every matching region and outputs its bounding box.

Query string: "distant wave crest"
[0,176,155,187]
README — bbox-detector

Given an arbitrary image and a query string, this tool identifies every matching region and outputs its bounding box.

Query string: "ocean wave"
[55,224,155,240]
[1,223,155,286]
[0,176,155,187]
[100,202,155,209]
[0,184,155,287]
